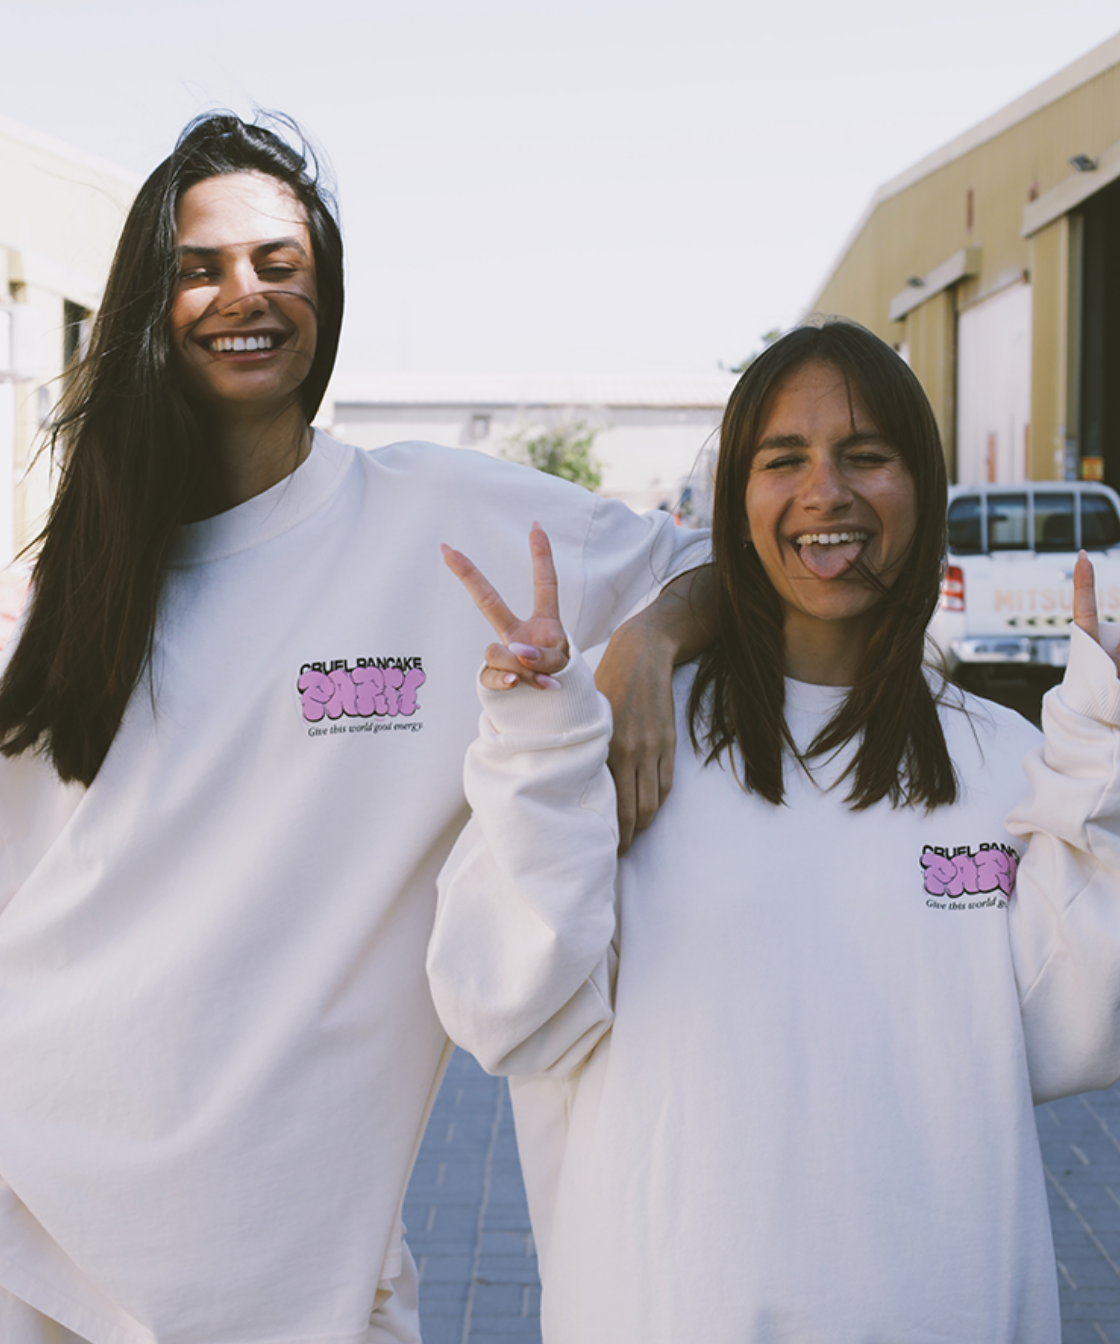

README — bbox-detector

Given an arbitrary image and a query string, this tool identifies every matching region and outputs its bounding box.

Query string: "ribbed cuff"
[478,647,610,738]
[1054,623,1120,726]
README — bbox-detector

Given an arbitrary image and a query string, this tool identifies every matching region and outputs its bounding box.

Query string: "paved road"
[406,1050,1120,1343]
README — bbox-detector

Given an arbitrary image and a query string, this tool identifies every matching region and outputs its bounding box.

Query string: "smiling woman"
[171,172,320,445]
[691,320,953,809]
[429,320,1120,1343]
[0,113,344,784]
[0,111,715,1344]
[744,360,918,685]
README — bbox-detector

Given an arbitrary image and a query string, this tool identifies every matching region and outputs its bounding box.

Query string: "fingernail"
[509,642,540,661]
[502,673,519,687]
[536,674,562,690]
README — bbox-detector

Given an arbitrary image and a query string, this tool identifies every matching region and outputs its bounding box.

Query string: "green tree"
[504,421,602,492]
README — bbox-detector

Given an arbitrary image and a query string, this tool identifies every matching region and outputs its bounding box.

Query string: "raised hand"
[1073,550,1120,676]
[441,523,570,691]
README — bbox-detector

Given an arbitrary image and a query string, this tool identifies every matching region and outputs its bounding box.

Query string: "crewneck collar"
[169,431,352,567]
[784,678,854,775]
[784,677,850,718]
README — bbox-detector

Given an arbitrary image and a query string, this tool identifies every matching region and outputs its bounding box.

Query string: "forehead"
[175,171,310,249]
[757,360,875,440]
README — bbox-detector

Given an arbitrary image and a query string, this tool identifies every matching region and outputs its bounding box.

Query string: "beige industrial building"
[0,115,137,571]
[811,32,1120,487]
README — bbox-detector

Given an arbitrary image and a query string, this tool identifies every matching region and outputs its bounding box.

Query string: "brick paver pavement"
[1038,1081,1120,1341]
[403,1049,541,1344]
[407,1051,1120,1342]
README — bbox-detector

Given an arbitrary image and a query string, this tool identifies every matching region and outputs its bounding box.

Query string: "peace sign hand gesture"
[441,523,570,691]
[1073,550,1120,676]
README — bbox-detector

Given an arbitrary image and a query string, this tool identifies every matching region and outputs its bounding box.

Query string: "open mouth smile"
[792,530,870,548]
[204,334,279,353]
[790,530,871,580]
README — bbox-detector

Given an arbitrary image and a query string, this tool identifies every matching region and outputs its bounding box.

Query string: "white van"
[927,482,1120,677]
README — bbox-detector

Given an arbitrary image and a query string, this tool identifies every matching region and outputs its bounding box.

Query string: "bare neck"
[204,400,312,515]
[781,613,872,687]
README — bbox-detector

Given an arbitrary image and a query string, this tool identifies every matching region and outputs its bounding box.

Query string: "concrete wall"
[327,379,732,515]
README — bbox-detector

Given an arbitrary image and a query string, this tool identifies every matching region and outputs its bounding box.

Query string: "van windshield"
[947,490,1120,554]
[987,494,1029,551]
[1082,495,1120,549]
[1034,495,1075,551]
[947,497,982,553]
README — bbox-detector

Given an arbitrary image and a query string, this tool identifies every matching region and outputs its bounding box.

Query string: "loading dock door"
[956,282,1032,484]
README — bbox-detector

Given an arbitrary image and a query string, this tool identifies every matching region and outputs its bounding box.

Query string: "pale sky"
[4,1,1119,387]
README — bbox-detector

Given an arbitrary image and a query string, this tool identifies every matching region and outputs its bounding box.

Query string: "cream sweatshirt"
[0,433,707,1344]
[430,625,1120,1343]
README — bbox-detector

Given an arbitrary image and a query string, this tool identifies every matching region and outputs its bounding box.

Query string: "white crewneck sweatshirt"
[430,626,1120,1344]
[0,433,707,1344]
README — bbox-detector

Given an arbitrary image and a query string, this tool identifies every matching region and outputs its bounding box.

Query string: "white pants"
[0,1243,421,1344]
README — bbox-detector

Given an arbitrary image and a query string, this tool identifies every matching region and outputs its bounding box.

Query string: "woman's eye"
[849,452,894,467]
[259,266,297,280]
[761,455,801,470]
[179,269,214,283]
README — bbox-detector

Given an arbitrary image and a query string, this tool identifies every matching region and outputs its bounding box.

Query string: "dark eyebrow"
[754,430,890,452]
[175,238,309,259]
[837,431,890,449]
[755,433,808,451]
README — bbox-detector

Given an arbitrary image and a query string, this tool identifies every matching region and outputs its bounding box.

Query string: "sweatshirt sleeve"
[428,649,620,1077]
[571,496,709,650]
[1006,623,1120,1102]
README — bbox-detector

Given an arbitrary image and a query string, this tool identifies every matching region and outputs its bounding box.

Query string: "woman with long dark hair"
[431,319,1120,1342]
[0,113,712,1344]
[0,113,344,784]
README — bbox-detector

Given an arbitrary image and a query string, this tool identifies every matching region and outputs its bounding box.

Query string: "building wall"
[904,289,957,473]
[328,384,731,515]
[811,35,1120,485]
[0,117,137,565]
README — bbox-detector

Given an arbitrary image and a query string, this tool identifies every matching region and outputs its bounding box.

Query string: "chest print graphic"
[920,843,1018,911]
[297,657,426,732]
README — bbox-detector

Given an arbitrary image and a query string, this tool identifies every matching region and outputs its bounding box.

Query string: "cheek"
[887,484,919,548]
[298,286,321,343]
[743,478,765,541]
[743,478,781,550]
[169,292,204,344]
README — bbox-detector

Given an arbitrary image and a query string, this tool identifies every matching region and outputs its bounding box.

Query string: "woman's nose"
[217,266,269,319]
[802,457,853,510]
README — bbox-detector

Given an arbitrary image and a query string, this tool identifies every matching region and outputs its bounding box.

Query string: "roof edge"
[0,112,140,192]
[805,29,1120,311]
[328,373,738,410]
[1022,135,1120,236]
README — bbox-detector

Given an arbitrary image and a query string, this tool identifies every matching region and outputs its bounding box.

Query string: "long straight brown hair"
[687,320,957,810]
[0,114,344,785]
